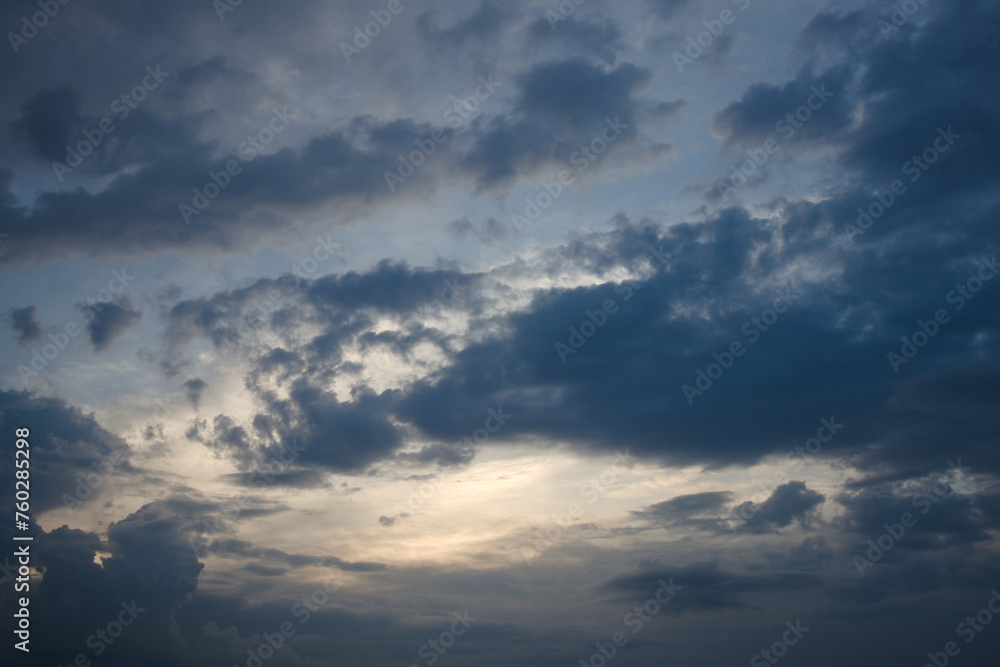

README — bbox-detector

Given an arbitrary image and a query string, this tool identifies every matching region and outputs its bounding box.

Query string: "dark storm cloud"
[163,188,999,484]
[632,491,734,527]
[84,295,142,351]
[607,562,824,612]
[834,475,999,556]
[633,484,825,535]
[0,7,684,265]
[733,481,825,533]
[7,304,42,343]
[0,498,205,665]
[1,0,996,662]
[183,377,207,408]
[460,58,679,189]
[710,0,999,213]
[8,85,83,161]
[0,115,459,264]
[710,65,856,152]
[391,203,1000,480]
[187,382,404,474]
[517,59,648,129]
[0,390,132,513]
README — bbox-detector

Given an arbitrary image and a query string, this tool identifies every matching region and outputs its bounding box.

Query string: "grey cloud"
[0,390,133,513]
[733,481,826,533]
[633,490,735,528]
[206,539,387,572]
[417,1,513,48]
[7,304,42,344]
[9,85,84,162]
[184,377,207,408]
[85,295,142,351]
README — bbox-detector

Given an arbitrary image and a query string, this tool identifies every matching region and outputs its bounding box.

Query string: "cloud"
[0,498,205,665]
[417,1,514,48]
[632,490,735,529]
[606,561,824,612]
[205,538,387,572]
[733,481,826,533]
[7,304,42,344]
[460,58,671,189]
[85,295,142,351]
[184,377,207,408]
[446,216,509,243]
[9,85,84,162]
[710,65,855,152]
[0,390,133,513]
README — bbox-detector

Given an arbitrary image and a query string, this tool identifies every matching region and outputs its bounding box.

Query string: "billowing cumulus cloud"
[0,0,998,665]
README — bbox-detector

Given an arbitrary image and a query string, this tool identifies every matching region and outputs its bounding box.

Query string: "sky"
[1,0,999,665]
